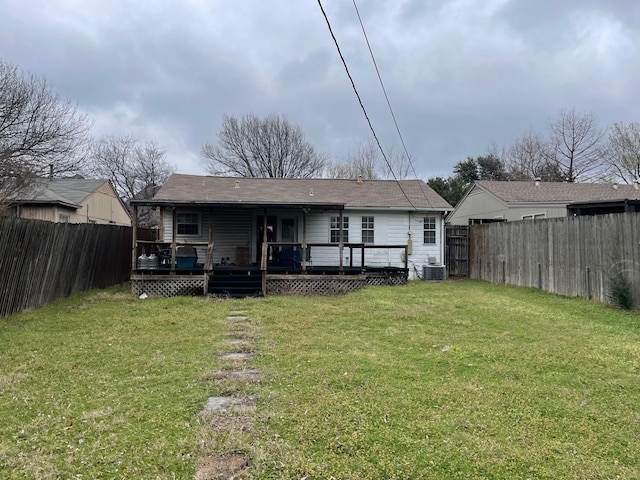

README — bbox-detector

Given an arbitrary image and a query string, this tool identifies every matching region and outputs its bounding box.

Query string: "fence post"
[586,267,592,300]
[537,263,542,289]
[502,259,506,284]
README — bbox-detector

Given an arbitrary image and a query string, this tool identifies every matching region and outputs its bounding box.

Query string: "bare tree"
[203,113,326,178]
[326,141,380,179]
[326,141,412,180]
[0,60,90,209]
[86,135,174,227]
[606,121,640,184]
[545,108,608,182]
[501,130,563,181]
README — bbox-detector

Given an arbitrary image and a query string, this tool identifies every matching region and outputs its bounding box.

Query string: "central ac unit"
[423,264,446,281]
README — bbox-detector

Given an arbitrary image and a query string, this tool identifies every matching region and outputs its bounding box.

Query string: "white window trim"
[330,216,349,243]
[176,211,201,237]
[361,216,374,244]
[423,216,436,245]
[522,213,546,221]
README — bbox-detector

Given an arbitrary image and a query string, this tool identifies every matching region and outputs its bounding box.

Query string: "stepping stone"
[201,395,257,414]
[229,310,248,315]
[217,352,254,361]
[227,316,248,321]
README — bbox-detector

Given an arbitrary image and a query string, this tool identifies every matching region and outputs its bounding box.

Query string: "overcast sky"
[2,0,639,179]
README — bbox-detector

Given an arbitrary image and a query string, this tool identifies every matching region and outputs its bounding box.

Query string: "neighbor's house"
[130,174,452,297]
[5,177,131,226]
[447,180,640,225]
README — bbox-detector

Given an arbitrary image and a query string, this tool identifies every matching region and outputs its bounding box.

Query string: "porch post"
[261,209,268,295]
[338,210,344,274]
[131,205,138,270]
[171,207,177,273]
[205,208,214,271]
[301,210,307,274]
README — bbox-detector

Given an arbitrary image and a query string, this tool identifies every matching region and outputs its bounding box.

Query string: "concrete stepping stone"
[201,395,257,414]
[217,352,254,361]
[226,316,248,322]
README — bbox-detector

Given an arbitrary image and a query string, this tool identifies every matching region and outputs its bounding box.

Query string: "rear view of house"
[130,174,452,297]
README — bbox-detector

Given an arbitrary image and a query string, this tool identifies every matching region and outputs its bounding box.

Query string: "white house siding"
[163,207,444,277]
[304,210,444,279]
[163,209,253,264]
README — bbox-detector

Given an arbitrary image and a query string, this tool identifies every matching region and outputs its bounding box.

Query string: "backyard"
[0,281,638,479]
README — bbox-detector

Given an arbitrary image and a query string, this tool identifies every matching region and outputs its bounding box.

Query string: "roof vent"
[357,175,363,184]
[309,189,314,196]
[634,181,639,190]
[613,184,618,190]
[534,178,541,186]
[234,180,240,189]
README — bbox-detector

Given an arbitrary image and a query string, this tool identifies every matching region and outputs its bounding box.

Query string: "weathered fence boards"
[0,217,132,318]
[470,213,640,308]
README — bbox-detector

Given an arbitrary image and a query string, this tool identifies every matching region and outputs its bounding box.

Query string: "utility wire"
[316,0,418,210]
[351,0,434,209]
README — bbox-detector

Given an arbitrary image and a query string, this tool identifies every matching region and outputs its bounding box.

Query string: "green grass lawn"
[1,281,639,479]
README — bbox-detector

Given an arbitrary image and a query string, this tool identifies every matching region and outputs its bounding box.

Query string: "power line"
[351,0,434,208]
[316,0,418,210]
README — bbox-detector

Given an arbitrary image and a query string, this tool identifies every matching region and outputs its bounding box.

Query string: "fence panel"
[470,213,640,309]
[0,217,132,318]
[445,225,470,277]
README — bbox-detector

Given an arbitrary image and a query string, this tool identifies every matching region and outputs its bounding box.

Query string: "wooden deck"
[130,264,408,297]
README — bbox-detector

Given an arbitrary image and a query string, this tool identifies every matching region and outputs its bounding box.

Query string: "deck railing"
[263,242,409,274]
[133,240,408,275]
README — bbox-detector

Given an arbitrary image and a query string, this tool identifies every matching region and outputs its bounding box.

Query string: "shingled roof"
[11,178,110,208]
[143,174,452,210]
[476,180,640,203]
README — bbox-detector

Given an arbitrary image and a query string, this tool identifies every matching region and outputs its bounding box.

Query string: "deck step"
[208,273,262,298]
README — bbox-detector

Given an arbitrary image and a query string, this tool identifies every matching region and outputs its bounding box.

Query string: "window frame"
[522,213,546,221]
[423,216,436,245]
[361,215,374,244]
[176,212,200,236]
[330,216,349,243]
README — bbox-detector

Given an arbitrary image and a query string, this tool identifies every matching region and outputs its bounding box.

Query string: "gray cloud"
[2,0,639,178]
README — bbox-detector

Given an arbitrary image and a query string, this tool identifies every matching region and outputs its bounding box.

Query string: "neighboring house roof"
[11,178,109,209]
[136,174,452,211]
[447,180,640,224]
[475,180,640,204]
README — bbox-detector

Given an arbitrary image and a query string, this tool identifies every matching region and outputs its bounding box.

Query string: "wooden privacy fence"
[469,213,640,308]
[0,217,132,318]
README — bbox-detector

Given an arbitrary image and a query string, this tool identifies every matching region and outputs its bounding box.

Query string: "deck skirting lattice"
[131,276,205,297]
[365,272,407,287]
[266,275,367,295]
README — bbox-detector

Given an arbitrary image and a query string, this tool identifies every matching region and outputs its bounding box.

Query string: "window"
[361,216,374,244]
[330,216,349,243]
[59,214,70,223]
[522,213,546,221]
[424,216,436,244]
[177,212,199,235]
